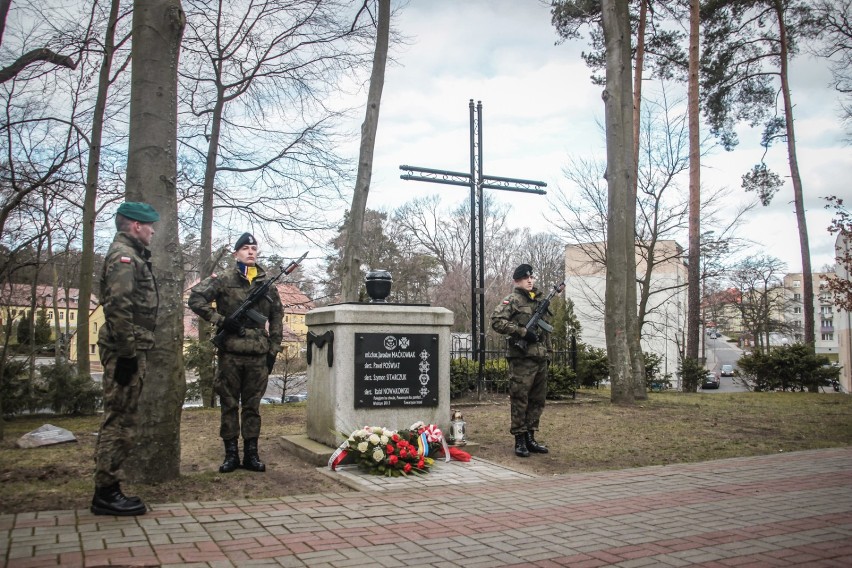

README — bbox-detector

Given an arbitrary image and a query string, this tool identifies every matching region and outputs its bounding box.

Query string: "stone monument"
[304,270,453,449]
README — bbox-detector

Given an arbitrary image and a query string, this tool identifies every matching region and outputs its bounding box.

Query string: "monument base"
[280,434,479,467]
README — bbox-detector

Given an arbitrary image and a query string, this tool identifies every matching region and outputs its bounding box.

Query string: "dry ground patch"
[1,390,850,513]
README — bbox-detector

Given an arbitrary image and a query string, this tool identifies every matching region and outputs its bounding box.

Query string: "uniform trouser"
[215,352,269,440]
[94,350,146,488]
[508,357,548,435]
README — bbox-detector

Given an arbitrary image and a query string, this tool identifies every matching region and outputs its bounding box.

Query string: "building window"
[90,344,96,354]
[822,333,834,341]
[793,307,802,314]
[793,293,801,301]
[92,322,98,332]
[822,319,833,328]
[59,312,64,320]
[70,312,75,321]
[793,280,800,288]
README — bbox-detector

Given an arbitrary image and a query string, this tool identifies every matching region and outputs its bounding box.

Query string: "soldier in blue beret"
[90,201,160,516]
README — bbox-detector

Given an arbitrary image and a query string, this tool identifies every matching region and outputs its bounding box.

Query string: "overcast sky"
[296,0,850,277]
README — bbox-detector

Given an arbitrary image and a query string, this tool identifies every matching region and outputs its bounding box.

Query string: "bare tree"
[122,0,186,484]
[0,0,77,83]
[179,0,372,284]
[728,254,789,350]
[811,0,852,140]
[341,0,391,302]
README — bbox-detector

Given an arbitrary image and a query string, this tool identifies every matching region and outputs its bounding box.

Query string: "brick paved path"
[1,447,851,567]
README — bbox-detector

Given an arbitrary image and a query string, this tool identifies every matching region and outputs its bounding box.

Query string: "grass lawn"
[1,389,850,514]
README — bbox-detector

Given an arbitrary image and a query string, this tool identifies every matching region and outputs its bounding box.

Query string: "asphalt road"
[703,333,750,393]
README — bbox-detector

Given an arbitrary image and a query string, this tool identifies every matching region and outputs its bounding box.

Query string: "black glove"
[524,330,539,344]
[114,356,138,386]
[219,316,242,334]
[266,352,276,373]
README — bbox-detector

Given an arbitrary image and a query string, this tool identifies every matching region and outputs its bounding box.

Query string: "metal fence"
[449,334,578,399]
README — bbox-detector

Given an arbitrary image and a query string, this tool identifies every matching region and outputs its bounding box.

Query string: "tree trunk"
[78,0,121,376]
[340,0,390,302]
[123,0,186,484]
[632,0,647,191]
[601,0,638,404]
[775,0,814,349]
[686,0,701,360]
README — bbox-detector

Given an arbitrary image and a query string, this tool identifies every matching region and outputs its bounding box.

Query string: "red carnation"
[392,433,400,442]
[417,459,425,469]
[400,449,408,459]
[389,455,398,465]
[404,463,412,473]
[386,444,395,454]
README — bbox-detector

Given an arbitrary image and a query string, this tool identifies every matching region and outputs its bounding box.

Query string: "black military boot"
[91,483,146,516]
[243,438,266,472]
[526,431,549,454]
[115,482,142,504]
[219,438,240,473]
[514,433,530,458]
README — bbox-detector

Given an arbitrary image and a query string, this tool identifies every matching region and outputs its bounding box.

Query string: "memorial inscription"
[354,333,439,409]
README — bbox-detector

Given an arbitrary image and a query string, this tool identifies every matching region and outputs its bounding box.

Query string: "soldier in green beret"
[188,232,283,473]
[491,263,552,458]
[91,201,160,516]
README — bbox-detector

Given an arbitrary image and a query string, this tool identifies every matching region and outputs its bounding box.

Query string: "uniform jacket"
[490,286,552,359]
[98,232,159,358]
[188,263,284,356]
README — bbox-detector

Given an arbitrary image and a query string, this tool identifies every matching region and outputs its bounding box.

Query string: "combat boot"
[514,433,530,458]
[219,438,240,473]
[115,482,142,504]
[91,483,147,516]
[525,431,549,454]
[243,437,266,472]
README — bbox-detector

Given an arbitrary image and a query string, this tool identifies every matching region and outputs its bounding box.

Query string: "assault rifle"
[211,251,309,348]
[512,282,566,351]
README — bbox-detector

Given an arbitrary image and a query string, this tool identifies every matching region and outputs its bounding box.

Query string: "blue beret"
[234,232,257,250]
[117,201,159,223]
[513,264,533,280]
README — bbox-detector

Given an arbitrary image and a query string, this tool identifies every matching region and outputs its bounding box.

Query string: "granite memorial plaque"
[354,333,439,408]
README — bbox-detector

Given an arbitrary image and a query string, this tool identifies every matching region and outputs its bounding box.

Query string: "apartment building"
[565,240,688,385]
[783,272,840,360]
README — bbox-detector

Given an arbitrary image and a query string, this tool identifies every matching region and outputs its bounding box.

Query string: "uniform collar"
[116,232,151,258]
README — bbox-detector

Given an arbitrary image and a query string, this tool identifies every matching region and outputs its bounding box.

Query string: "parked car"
[284,393,307,403]
[261,397,279,405]
[720,364,734,377]
[702,371,720,390]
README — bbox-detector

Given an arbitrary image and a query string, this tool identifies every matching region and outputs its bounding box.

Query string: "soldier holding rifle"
[491,264,562,458]
[189,233,286,473]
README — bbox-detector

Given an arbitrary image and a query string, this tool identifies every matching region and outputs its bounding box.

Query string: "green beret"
[117,201,160,223]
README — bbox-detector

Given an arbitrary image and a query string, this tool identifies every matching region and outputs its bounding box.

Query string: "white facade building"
[565,240,688,386]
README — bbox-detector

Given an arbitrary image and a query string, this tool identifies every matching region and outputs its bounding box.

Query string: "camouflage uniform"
[491,286,551,435]
[188,264,283,440]
[95,232,159,488]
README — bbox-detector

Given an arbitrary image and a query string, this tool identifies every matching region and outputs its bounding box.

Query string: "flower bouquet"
[330,426,434,476]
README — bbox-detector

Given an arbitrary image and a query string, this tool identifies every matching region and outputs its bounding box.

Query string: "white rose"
[372,448,384,462]
[380,435,388,445]
[371,426,383,434]
[357,441,368,453]
[368,434,380,445]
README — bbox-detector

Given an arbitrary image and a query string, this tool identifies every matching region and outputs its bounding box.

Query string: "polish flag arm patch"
[120,256,132,263]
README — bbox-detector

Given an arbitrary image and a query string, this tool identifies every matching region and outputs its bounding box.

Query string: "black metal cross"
[400,99,547,388]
